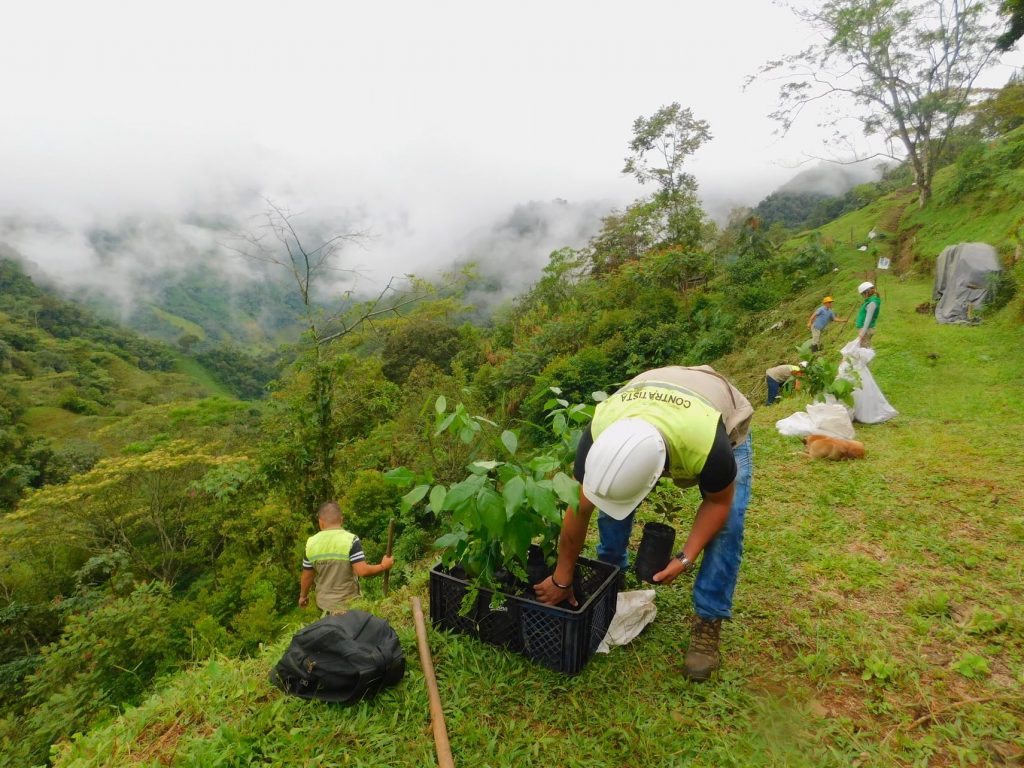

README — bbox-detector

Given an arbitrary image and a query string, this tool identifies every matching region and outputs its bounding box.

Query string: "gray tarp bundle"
[933,243,1002,324]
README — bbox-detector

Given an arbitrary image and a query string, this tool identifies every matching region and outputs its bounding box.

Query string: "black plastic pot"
[634,522,676,584]
[526,545,551,587]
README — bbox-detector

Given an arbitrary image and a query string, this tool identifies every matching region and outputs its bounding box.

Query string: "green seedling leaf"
[526,478,560,524]
[434,412,457,436]
[402,484,430,509]
[592,390,609,402]
[471,460,501,472]
[477,488,506,537]
[528,455,561,474]
[429,484,447,514]
[434,530,466,549]
[504,515,533,564]
[552,472,580,508]
[500,430,518,457]
[553,413,567,434]
[444,476,485,511]
[502,475,526,517]
[549,386,563,395]
[435,395,447,414]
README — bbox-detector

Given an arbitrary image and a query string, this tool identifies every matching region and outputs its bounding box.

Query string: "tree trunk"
[917,180,931,207]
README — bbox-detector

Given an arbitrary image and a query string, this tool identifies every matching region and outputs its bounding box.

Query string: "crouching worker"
[764,361,806,405]
[534,365,754,682]
[299,501,394,615]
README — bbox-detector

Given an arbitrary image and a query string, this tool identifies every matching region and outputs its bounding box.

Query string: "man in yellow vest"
[534,365,754,681]
[299,501,394,615]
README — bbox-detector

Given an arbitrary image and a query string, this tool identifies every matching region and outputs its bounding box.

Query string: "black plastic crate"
[428,556,619,675]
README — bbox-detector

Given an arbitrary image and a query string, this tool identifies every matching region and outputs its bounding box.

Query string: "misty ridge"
[0,197,613,343]
[0,162,875,346]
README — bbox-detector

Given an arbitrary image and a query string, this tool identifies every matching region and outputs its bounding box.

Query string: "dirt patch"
[897,224,924,273]
[847,541,889,562]
[122,715,215,765]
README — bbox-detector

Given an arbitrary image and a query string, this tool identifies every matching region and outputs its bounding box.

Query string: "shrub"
[381,319,462,384]
[0,582,184,766]
[57,388,100,415]
[339,470,401,542]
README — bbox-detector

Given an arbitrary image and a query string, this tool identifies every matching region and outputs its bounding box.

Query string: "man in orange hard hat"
[806,296,846,352]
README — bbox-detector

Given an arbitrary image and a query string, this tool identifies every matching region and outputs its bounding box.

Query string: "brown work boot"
[683,616,722,682]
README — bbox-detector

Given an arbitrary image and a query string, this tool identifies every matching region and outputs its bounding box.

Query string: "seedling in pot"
[387,390,596,615]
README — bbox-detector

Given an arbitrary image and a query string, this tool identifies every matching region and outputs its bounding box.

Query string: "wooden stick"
[411,597,455,768]
[383,519,396,595]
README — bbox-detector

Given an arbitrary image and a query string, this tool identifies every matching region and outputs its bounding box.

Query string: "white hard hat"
[583,418,666,520]
[799,360,809,369]
[858,281,874,294]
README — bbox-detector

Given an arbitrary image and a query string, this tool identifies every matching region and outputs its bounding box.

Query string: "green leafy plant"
[951,652,991,679]
[795,341,858,407]
[861,652,898,685]
[387,389,594,609]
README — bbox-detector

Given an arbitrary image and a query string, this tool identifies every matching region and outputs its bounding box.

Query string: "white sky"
[2,0,1022,288]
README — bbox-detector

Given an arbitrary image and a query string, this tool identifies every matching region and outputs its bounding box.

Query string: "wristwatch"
[675,552,696,574]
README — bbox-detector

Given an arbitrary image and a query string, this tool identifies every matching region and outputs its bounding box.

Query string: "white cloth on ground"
[596,589,657,654]
[775,402,856,439]
[838,339,898,424]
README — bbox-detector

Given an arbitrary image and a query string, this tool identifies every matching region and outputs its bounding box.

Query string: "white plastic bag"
[838,340,898,424]
[775,402,856,439]
[596,590,657,654]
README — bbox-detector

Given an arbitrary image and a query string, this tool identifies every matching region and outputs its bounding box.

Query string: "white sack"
[838,339,898,424]
[775,402,856,440]
[596,589,657,654]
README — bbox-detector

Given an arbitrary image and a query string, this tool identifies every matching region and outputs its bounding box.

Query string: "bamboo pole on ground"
[382,519,396,595]
[410,597,455,768]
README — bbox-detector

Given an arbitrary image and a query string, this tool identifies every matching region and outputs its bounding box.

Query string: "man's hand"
[298,594,309,607]
[380,555,394,571]
[533,575,577,607]
[652,558,685,585]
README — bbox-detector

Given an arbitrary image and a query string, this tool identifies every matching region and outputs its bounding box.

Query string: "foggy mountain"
[777,160,886,197]
[0,196,614,344]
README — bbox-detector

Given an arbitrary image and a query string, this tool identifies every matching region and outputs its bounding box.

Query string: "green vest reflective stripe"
[856,295,881,328]
[305,529,356,562]
[591,381,721,484]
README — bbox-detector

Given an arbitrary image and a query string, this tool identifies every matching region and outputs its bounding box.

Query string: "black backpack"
[269,611,405,703]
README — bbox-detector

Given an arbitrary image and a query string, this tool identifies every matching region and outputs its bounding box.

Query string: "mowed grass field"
[52,271,1023,767]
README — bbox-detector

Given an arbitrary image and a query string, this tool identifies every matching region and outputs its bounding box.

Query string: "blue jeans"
[765,376,781,405]
[596,433,753,620]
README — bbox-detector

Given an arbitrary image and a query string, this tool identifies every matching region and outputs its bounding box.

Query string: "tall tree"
[617,103,712,251]
[760,0,1001,206]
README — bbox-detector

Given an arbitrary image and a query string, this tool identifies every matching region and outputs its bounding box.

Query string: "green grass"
[171,353,233,399]
[20,407,120,444]
[149,305,207,341]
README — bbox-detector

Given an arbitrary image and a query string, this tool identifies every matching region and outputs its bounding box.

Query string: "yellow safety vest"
[592,379,722,485]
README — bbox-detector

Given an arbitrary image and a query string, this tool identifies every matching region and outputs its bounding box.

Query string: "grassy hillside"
[48,173,1024,764]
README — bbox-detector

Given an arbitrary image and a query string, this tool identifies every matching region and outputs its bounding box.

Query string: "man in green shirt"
[299,501,394,614]
[855,281,881,347]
